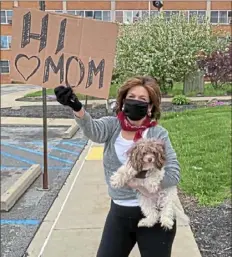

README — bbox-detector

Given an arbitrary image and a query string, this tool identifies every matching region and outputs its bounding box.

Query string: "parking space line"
[1,142,74,164]
[0,165,73,171]
[61,141,87,147]
[1,220,40,225]
[50,146,79,154]
[1,152,36,165]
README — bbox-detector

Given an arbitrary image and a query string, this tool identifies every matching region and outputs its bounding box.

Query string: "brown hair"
[116,76,161,120]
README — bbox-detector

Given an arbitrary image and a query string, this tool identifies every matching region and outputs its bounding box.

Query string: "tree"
[113,13,229,92]
[197,44,232,89]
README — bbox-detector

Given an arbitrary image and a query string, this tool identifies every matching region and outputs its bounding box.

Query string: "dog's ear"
[126,144,143,171]
[153,141,166,169]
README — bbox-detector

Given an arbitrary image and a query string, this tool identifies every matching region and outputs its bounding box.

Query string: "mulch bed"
[179,191,231,257]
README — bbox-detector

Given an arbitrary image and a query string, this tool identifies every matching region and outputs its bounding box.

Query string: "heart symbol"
[15,54,41,81]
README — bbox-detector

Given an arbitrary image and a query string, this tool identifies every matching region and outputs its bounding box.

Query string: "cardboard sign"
[10,7,118,99]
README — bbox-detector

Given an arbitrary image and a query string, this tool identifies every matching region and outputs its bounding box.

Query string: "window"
[163,11,180,21]
[210,11,218,23]
[46,10,63,13]
[116,11,123,23]
[219,11,228,23]
[76,11,84,17]
[1,36,12,49]
[85,11,93,18]
[198,11,206,23]
[228,11,232,24]
[164,11,171,21]
[116,10,143,24]
[133,11,140,22]
[171,11,179,16]
[66,10,110,21]
[210,11,231,24]
[123,11,133,24]
[66,10,76,16]
[189,10,206,23]
[103,11,111,21]
[94,11,102,20]
[0,60,10,74]
[142,10,149,19]
[1,10,13,24]
[189,10,198,19]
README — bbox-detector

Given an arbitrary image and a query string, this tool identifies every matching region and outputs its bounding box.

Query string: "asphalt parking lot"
[1,125,88,257]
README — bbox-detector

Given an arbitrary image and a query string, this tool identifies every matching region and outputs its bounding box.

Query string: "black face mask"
[123,99,149,121]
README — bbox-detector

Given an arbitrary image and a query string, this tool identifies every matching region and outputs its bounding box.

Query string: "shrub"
[172,95,190,105]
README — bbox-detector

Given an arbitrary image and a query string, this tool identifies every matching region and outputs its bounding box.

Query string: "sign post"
[39,0,48,190]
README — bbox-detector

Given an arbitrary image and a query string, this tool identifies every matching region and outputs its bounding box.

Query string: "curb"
[1,164,42,211]
[62,123,79,139]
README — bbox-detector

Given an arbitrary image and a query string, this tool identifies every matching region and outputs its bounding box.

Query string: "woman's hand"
[54,86,85,118]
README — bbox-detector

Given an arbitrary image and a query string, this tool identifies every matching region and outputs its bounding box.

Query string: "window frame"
[210,10,231,24]
[0,60,10,74]
[0,35,12,50]
[65,10,112,21]
[1,10,13,24]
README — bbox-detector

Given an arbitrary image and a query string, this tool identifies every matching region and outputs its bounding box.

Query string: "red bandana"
[117,111,157,142]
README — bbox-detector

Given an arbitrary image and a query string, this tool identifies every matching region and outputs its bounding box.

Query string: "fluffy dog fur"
[110,138,189,230]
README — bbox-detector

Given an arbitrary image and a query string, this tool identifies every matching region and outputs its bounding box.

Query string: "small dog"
[110,138,189,230]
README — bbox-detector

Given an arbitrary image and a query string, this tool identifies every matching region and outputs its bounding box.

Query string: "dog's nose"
[148,157,152,162]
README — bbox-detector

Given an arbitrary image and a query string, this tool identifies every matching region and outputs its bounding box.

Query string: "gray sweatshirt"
[74,111,180,201]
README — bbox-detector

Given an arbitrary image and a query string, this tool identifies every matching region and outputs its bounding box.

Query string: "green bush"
[172,95,190,105]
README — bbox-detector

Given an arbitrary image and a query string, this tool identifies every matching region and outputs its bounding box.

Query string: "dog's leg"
[110,164,138,188]
[159,189,175,230]
[138,212,160,228]
[141,169,165,194]
[137,197,159,228]
[143,177,160,194]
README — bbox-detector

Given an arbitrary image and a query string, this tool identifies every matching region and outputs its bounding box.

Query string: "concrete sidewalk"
[26,142,201,257]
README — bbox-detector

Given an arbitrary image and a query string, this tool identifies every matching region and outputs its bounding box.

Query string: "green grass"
[24,82,230,99]
[166,82,231,97]
[160,106,231,206]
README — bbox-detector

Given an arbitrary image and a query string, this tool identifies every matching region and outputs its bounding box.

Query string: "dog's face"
[127,139,166,172]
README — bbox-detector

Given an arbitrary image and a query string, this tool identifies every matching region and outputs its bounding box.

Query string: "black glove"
[54,86,82,112]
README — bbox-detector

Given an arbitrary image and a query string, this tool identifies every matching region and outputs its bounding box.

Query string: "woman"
[54,76,180,257]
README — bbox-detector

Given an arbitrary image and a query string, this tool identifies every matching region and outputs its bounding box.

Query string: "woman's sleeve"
[158,128,180,188]
[74,110,116,143]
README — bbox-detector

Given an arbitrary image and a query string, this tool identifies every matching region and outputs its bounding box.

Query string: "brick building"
[1,0,231,84]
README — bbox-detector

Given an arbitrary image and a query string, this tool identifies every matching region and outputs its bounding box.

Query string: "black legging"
[97,201,176,257]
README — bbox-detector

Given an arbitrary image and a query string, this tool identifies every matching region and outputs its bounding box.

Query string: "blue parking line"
[29,140,87,149]
[1,152,36,165]
[27,141,57,146]
[1,142,74,164]
[1,165,72,171]
[1,166,29,169]
[23,141,85,153]
[61,141,87,147]
[51,146,81,154]
[1,219,40,225]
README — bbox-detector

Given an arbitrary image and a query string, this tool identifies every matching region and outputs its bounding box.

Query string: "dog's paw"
[160,217,174,230]
[110,173,124,188]
[149,184,160,193]
[138,218,156,228]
